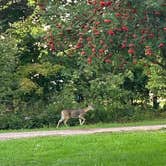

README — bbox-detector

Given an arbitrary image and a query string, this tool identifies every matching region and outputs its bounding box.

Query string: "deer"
[56,105,94,128]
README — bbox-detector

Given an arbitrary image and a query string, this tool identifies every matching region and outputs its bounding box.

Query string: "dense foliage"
[0,0,165,129]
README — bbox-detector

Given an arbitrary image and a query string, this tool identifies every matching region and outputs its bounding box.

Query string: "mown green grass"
[0,131,166,166]
[0,118,166,133]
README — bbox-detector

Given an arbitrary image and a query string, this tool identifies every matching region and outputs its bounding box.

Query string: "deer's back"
[62,109,85,118]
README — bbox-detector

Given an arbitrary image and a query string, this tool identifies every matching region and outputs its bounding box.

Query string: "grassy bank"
[0,131,166,166]
[0,118,166,133]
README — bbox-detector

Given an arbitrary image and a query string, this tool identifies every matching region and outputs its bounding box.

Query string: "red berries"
[128,48,135,55]
[121,43,126,49]
[76,43,83,49]
[100,40,104,45]
[93,30,100,35]
[148,33,154,39]
[87,57,92,64]
[45,0,164,68]
[100,1,112,7]
[129,43,135,48]
[104,19,112,23]
[48,32,55,51]
[107,29,115,35]
[132,34,137,39]
[121,26,129,32]
[81,51,86,55]
[92,48,96,53]
[104,59,111,63]
[128,43,135,54]
[158,43,165,48]
[115,13,121,17]
[145,46,152,56]
[99,49,105,54]
[49,41,55,51]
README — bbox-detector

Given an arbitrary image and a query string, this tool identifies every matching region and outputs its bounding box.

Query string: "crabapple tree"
[38,0,165,70]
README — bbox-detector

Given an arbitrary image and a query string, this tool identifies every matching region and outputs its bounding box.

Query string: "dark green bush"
[0,112,24,129]
[0,103,164,130]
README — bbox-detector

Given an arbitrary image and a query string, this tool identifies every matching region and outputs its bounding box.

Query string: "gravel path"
[0,125,166,140]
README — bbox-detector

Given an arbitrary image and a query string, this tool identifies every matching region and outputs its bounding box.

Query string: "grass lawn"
[0,131,166,166]
[0,118,166,133]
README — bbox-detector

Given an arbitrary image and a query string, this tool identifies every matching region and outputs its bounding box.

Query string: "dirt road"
[0,125,166,140]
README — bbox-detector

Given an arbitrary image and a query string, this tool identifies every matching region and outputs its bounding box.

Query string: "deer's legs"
[79,116,86,125]
[56,118,64,128]
[81,117,86,125]
[57,111,66,128]
[64,118,69,127]
[79,118,82,125]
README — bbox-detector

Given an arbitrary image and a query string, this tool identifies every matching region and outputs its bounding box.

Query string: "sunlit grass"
[0,131,166,166]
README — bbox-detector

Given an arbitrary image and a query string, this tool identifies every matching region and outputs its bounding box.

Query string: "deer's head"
[87,104,94,111]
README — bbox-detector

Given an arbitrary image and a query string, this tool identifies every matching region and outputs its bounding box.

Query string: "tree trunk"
[152,95,159,109]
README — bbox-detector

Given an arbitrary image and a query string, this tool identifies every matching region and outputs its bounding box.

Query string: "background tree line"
[0,0,165,129]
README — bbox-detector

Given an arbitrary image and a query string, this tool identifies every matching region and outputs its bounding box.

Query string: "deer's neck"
[84,107,90,112]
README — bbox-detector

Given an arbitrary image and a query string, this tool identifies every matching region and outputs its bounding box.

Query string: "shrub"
[0,103,164,130]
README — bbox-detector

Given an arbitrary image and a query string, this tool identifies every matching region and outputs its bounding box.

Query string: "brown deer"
[56,105,94,128]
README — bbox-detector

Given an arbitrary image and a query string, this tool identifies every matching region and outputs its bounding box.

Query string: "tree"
[0,34,18,112]
[39,0,165,71]
[0,0,165,129]
[146,64,166,109]
[9,10,65,104]
[0,0,34,32]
